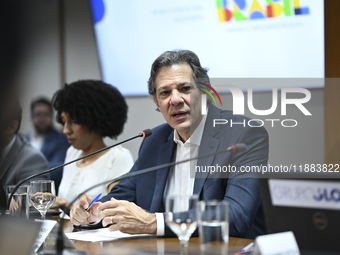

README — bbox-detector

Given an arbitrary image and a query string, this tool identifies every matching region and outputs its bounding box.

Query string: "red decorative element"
[267,5,273,18]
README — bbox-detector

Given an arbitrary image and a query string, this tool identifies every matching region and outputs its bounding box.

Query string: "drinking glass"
[6,185,30,218]
[197,200,229,254]
[166,194,198,248]
[30,180,56,220]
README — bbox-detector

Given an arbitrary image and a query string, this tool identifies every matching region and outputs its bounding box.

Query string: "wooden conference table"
[62,219,254,255]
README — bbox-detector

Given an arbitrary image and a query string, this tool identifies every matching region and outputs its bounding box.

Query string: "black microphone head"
[235,143,247,152]
[228,143,247,153]
[140,129,152,138]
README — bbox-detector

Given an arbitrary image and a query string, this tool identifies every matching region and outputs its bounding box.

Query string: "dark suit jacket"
[103,105,269,239]
[0,135,48,189]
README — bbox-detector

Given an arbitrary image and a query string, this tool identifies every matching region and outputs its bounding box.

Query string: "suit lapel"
[150,132,175,212]
[193,105,222,196]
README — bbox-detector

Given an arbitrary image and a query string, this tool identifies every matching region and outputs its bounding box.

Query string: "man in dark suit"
[26,97,69,193]
[0,92,48,191]
[70,50,269,239]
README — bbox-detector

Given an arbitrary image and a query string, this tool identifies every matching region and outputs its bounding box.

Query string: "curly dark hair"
[52,80,128,139]
[148,49,210,97]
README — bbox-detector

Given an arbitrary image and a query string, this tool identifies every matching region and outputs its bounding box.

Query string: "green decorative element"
[216,0,223,9]
[199,88,217,106]
[234,11,246,21]
[284,0,292,16]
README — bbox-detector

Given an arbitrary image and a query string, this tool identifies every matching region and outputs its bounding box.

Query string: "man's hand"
[100,198,157,235]
[70,194,102,225]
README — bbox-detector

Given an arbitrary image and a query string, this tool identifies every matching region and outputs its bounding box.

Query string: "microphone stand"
[56,144,247,255]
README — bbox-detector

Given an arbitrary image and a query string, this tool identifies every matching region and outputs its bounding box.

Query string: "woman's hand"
[50,196,70,210]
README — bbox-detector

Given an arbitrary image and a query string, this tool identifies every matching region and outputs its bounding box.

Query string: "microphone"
[56,143,247,255]
[227,143,247,154]
[7,129,152,209]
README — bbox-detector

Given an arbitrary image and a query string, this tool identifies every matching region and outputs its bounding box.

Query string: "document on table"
[65,228,152,242]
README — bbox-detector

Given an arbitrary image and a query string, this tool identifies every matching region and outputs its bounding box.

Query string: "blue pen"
[241,242,254,252]
[86,193,102,211]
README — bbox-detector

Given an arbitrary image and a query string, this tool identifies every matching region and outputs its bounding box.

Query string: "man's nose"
[170,90,184,105]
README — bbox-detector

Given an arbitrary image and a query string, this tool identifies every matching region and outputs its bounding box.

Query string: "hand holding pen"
[86,193,102,211]
[70,193,103,226]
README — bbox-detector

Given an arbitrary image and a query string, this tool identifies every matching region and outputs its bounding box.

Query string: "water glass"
[197,200,229,253]
[166,194,198,248]
[6,185,30,218]
[30,180,56,220]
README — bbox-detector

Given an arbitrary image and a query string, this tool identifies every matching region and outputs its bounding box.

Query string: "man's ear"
[153,95,160,111]
[7,120,19,135]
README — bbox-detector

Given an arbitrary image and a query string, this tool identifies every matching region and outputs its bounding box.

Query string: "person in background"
[26,97,69,194]
[70,50,269,239]
[51,80,134,212]
[0,91,48,191]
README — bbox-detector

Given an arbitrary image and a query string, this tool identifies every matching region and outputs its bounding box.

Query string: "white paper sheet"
[65,228,152,242]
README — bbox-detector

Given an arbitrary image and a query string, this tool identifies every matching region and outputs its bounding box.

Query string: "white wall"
[18,0,325,166]
[18,1,61,134]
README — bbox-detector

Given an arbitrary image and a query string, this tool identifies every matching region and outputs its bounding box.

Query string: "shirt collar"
[173,108,208,146]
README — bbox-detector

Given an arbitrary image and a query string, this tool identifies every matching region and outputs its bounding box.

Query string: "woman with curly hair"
[51,80,133,210]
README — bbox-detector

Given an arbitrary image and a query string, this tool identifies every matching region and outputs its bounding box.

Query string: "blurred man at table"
[0,91,48,190]
[26,97,69,193]
[70,49,269,239]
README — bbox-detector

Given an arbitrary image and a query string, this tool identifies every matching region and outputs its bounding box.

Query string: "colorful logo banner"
[216,0,310,22]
